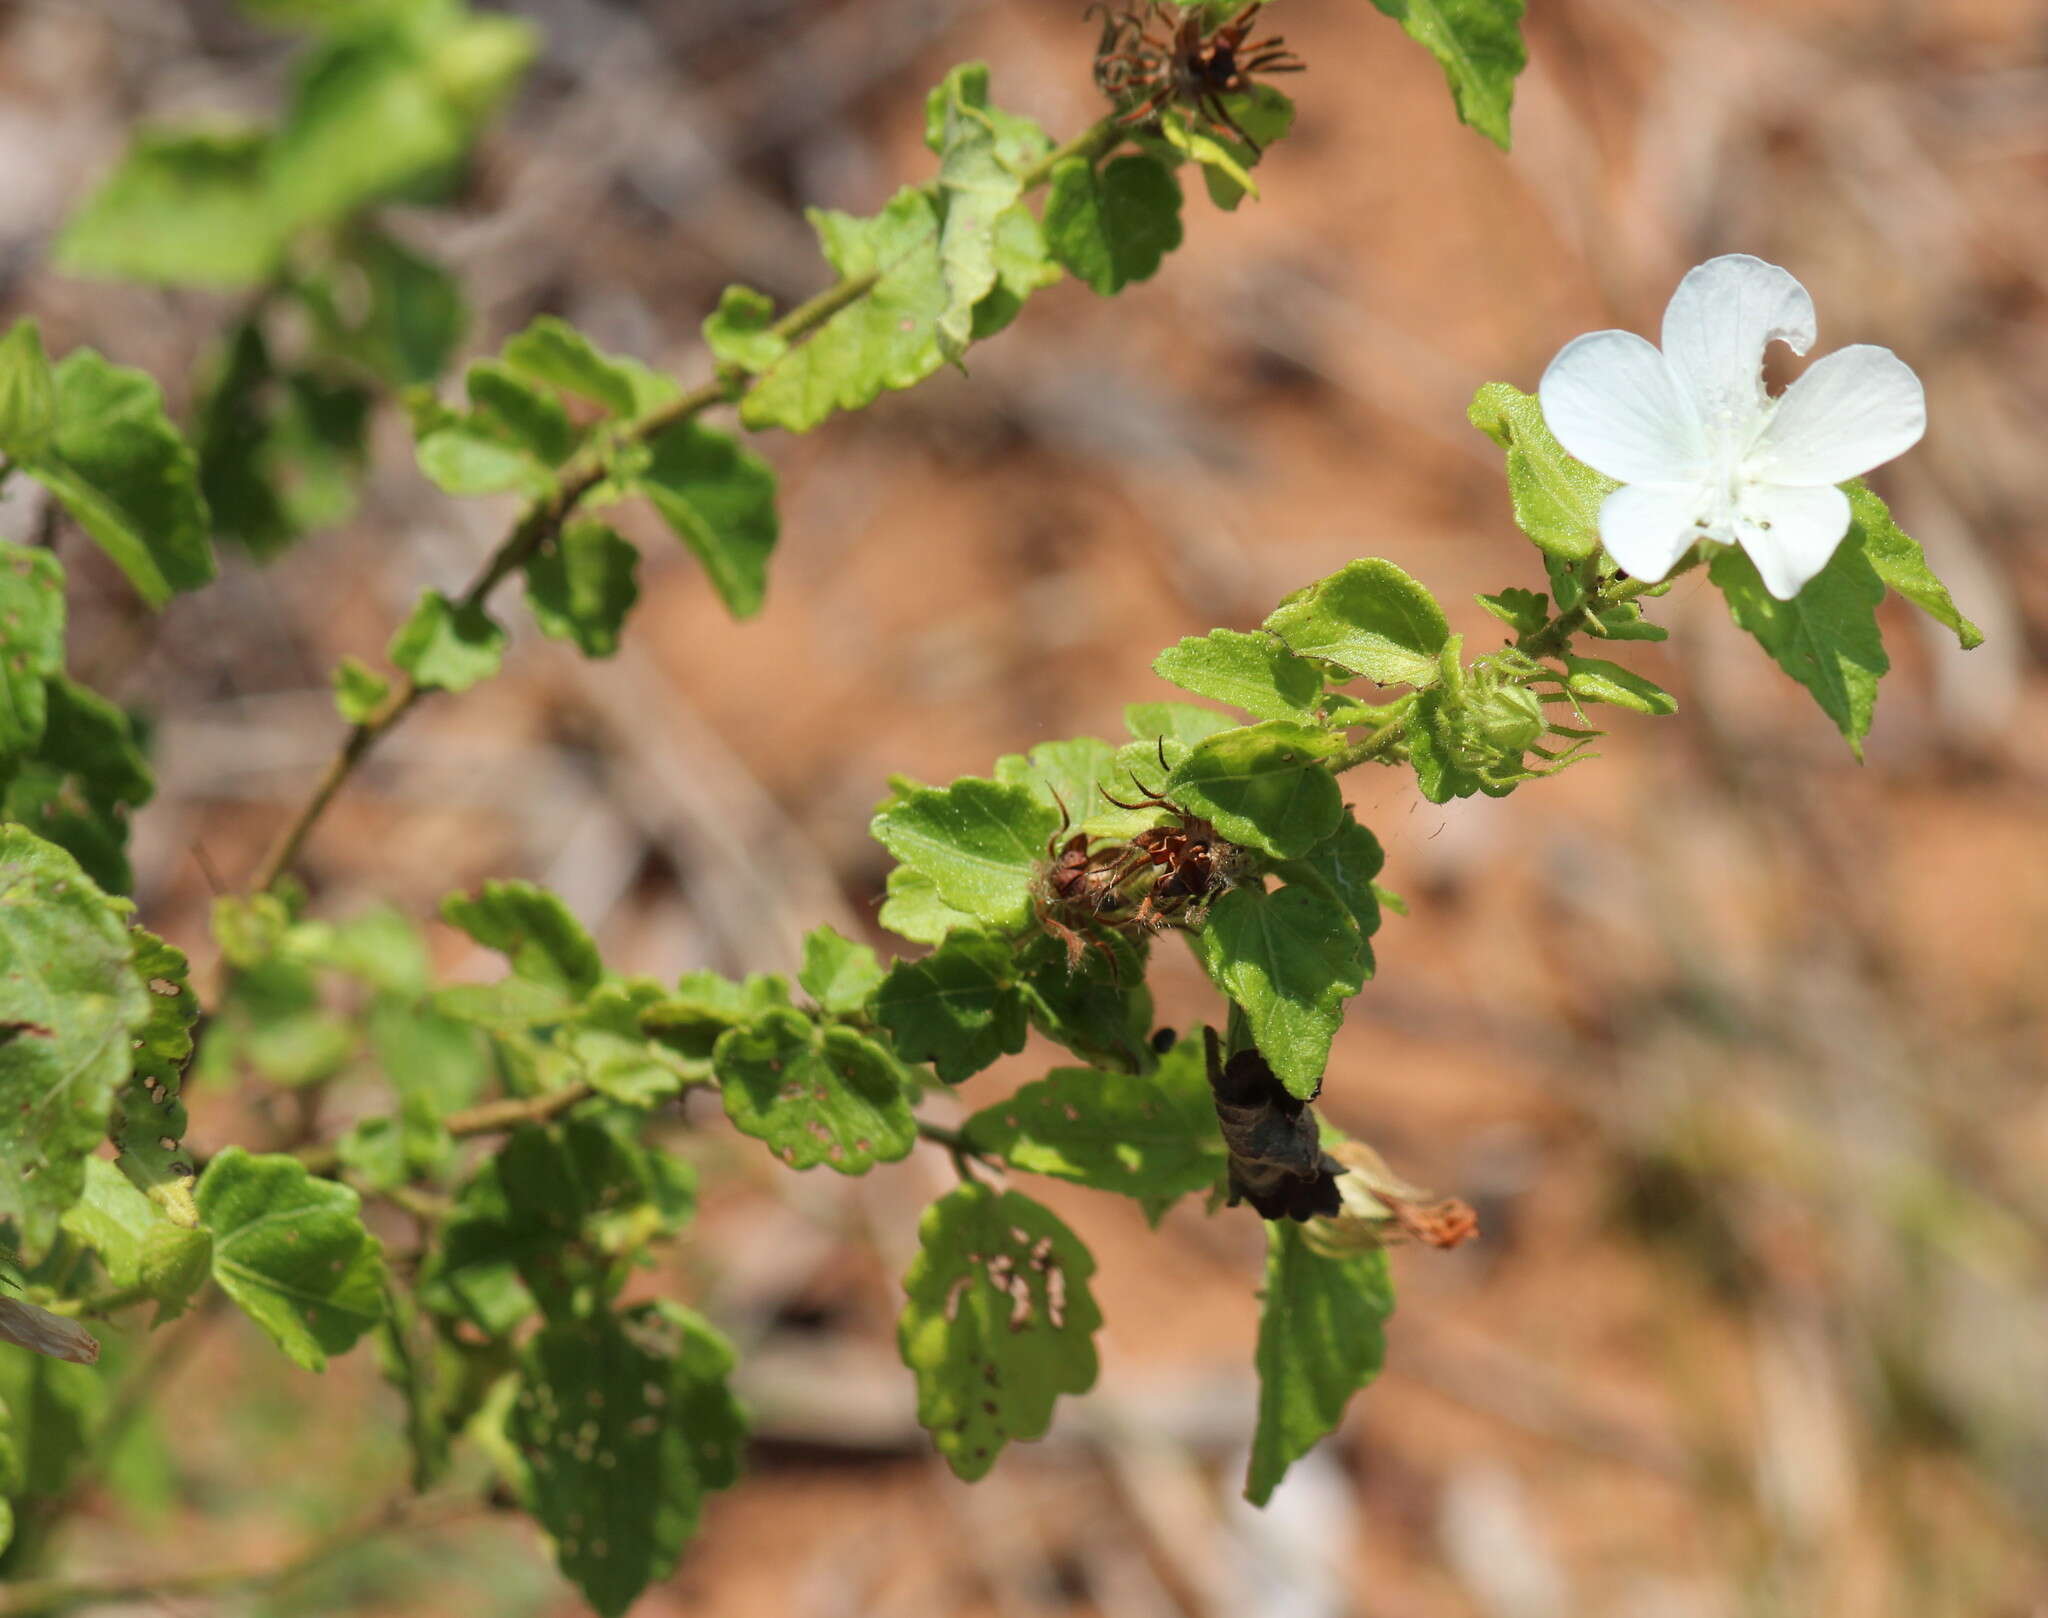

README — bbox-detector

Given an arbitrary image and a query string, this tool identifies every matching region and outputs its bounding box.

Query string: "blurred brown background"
[3,0,2046,1612]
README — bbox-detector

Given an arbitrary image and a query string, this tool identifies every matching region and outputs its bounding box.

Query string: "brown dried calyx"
[1304,1140,1481,1257]
[1203,1026,1342,1222]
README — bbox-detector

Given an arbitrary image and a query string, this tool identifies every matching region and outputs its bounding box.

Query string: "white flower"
[1538,254,1926,600]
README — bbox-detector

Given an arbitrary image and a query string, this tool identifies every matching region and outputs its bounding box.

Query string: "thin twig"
[246,116,1122,896]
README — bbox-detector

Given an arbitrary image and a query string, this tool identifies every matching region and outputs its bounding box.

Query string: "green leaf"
[56,128,287,289]
[1043,153,1183,296]
[331,656,391,724]
[1246,1224,1393,1504]
[513,1303,746,1618]
[898,1183,1101,1481]
[964,1043,1224,1205]
[926,65,1034,364]
[992,736,1122,834]
[1477,586,1548,638]
[1586,600,1668,642]
[1847,480,1982,650]
[1264,559,1449,688]
[1193,884,1366,1098]
[1562,654,1677,716]
[0,828,151,1252]
[0,544,65,766]
[332,226,467,388]
[715,1009,918,1173]
[639,970,790,1080]
[877,864,981,946]
[1153,628,1321,721]
[560,980,693,1107]
[524,521,639,659]
[1165,721,1345,860]
[500,316,678,420]
[388,590,507,693]
[1272,810,1385,974]
[1366,0,1527,150]
[1017,932,1153,1074]
[871,777,1056,931]
[741,188,948,433]
[197,1148,386,1370]
[60,1159,210,1322]
[1467,382,1611,559]
[1124,701,1237,749]
[441,880,602,1001]
[1159,115,1260,202]
[466,361,577,467]
[1711,537,1888,757]
[798,925,885,1015]
[703,286,788,374]
[0,1340,102,1496]
[0,321,57,459]
[1191,87,1295,212]
[414,417,548,497]
[631,421,778,619]
[109,928,201,1228]
[873,930,1027,1083]
[24,351,214,608]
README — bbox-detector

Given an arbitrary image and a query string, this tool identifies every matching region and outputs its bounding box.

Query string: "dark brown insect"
[1094,742,1249,931]
[1087,2,1305,155]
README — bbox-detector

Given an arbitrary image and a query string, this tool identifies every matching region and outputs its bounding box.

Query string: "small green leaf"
[715,1009,918,1173]
[1711,537,1887,757]
[330,656,390,724]
[524,521,639,659]
[1124,701,1236,748]
[927,65,1034,364]
[1245,1223,1393,1504]
[560,980,693,1107]
[1586,601,1668,642]
[871,777,1056,932]
[741,189,948,433]
[703,286,788,374]
[466,362,577,466]
[1476,586,1547,638]
[56,128,286,289]
[500,316,678,420]
[632,421,778,619]
[1153,629,1321,721]
[388,590,507,693]
[60,1158,210,1322]
[197,1148,386,1370]
[441,880,602,1001]
[877,864,981,947]
[513,1303,746,1618]
[0,321,57,459]
[414,420,547,496]
[1191,87,1295,212]
[109,928,201,1228]
[1159,115,1259,201]
[899,1183,1101,1481]
[0,828,152,1252]
[1043,154,1183,296]
[798,925,885,1015]
[25,351,215,608]
[331,227,467,388]
[1264,559,1450,688]
[1193,884,1366,1098]
[1467,381,1611,559]
[1562,654,1677,716]
[992,736,1122,832]
[873,930,1027,1084]
[1366,0,1527,150]
[964,1043,1224,1204]
[0,544,65,766]
[1166,721,1345,860]
[1272,810,1385,974]
[1847,480,1982,651]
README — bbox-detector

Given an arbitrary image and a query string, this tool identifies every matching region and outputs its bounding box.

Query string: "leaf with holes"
[1165,721,1345,860]
[1711,531,1888,757]
[0,828,151,1253]
[964,1041,1224,1206]
[1468,382,1611,560]
[873,930,1027,1084]
[197,1149,386,1371]
[512,1302,747,1618]
[870,777,1058,932]
[1193,884,1366,1099]
[1264,559,1449,688]
[740,188,949,433]
[899,1183,1102,1482]
[715,1009,917,1174]
[110,927,200,1227]
[1246,1223,1394,1504]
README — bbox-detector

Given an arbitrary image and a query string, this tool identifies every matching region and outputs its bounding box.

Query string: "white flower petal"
[1539,330,1706,485]
[1734,481,1852,600]
[1660,255,1815,429]
[1597,481,1711,584]
[1756,344,1925,486]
